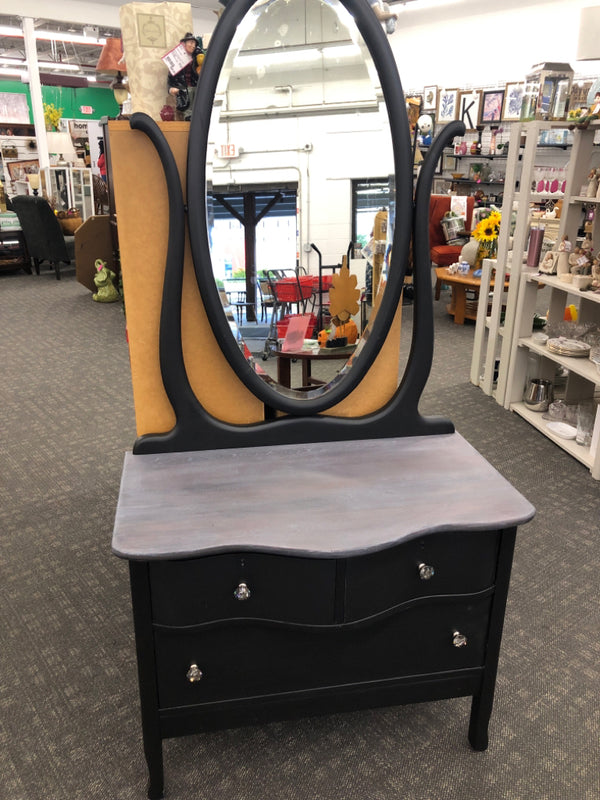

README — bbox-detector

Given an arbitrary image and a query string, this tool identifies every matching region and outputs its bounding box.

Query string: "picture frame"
[6,159,39,180]
[502,83,525,121]
[458,90,481,131]
[422,85,437,112]
[480,89,505,124]
[436,88,458,123]
[442,153,457,173]
[432,177,452,195]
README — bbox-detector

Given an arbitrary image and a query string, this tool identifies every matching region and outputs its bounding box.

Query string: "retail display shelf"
[519,336,600,383]
[510,401,595,470]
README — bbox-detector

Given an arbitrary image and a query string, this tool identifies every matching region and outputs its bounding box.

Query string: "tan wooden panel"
[109,121,402,434]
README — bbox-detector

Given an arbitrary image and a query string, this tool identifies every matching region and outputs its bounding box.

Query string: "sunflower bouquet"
[472,209,501,263]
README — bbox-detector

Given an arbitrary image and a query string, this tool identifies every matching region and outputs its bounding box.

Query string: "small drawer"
[149,553,336,626]
[345,530,499,621]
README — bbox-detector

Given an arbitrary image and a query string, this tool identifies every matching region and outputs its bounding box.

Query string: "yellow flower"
[473,212,501,242]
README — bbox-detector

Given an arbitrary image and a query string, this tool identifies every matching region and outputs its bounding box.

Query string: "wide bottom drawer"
[154,595,492,709]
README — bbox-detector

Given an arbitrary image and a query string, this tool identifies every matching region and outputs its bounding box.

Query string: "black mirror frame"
[127,0,464,454]
[187,0,413,417]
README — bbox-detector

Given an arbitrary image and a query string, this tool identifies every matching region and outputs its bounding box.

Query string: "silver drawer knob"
[418,562,435,580]
[452,631,468,648]
[233,582,251,601]
[186,664,203,683]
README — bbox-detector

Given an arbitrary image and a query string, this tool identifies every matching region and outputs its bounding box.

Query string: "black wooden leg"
[468,527,517,752]
[129,562,165,799]
[53,260,61,280]
[146,748,164,799]
[468,692,489,751]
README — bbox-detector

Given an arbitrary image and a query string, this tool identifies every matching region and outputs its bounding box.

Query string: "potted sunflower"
[472,209,501,267]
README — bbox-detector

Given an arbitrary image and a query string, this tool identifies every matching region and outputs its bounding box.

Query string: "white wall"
[390,0,600,90]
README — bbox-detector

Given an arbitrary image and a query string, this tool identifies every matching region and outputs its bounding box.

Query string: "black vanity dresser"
[109,0,534,796]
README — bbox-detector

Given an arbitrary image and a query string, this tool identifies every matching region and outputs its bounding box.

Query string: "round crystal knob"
[452,631,468,648]
[418,562,435,580]
[233,582,251,601]
[186,664,203,683]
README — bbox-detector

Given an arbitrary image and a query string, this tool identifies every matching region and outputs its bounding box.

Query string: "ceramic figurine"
[586,169,599,198]
[167,33,205,121]
[92,259,121,303]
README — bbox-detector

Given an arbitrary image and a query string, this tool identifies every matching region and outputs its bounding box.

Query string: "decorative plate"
[546,421,577,439]
[546,338,591,357]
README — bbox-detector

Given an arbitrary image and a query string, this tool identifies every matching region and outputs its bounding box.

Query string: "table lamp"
[577,6,600,106]
[28,173,40,195]
[96,38,128,118]
[46,132,77,166]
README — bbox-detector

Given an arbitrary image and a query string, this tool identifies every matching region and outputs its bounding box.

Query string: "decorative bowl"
[452,173,465,180]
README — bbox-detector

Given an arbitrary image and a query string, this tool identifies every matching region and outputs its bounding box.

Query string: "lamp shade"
[96,37,127,74]
[47,131,76,159]
[577,6,600,60]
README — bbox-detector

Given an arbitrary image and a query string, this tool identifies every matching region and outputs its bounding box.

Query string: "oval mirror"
[187,0,413,415]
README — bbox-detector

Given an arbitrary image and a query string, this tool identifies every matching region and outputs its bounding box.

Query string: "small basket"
[59,216,83,235]
[275,276,313,302]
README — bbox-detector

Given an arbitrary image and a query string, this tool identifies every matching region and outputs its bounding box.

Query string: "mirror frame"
[187,0,413,416]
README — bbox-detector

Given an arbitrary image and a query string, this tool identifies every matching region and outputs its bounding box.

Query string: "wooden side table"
[434,266,509,324]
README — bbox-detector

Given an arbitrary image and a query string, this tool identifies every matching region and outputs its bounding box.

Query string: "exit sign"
[219,143,238,158]
[80,105,93,115]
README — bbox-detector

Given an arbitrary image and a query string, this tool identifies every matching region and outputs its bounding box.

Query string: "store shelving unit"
[470,120,574,403]
[498,122,600,479]
[503,271,600,479]
[42,166,95,220]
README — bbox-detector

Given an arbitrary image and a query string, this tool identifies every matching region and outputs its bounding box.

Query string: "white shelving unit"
[504,271,600,479]
[470,121,574,403]
[42,166,95,221]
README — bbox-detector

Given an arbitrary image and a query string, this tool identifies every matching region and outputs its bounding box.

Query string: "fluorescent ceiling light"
[237,49,321,67]
[237,43,360,68]
[393,0,465,9]
[0,56,81,72]
[0,24,105,46]
[0,67,27,76]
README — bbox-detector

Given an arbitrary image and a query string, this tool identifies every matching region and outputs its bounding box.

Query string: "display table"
[112,433,534,799]
[435,266,509,324]
[275,344,356,388]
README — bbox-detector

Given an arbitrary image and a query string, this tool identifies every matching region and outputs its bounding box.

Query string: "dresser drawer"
[345,530,499,621]
[154,595,491,709]
[149,553,336,626]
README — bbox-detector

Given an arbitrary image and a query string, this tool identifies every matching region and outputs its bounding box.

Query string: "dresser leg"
[468,693,489,751]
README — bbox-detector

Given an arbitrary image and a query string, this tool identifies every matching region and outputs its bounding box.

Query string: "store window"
[209,185,297,280]
[352,178,393,253]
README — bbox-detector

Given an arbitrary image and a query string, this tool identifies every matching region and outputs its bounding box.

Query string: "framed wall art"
[437,88,458,123]
[502,83,525,121]
[423,86,437,112]
[480,90,505,124]
[458,90,481,131]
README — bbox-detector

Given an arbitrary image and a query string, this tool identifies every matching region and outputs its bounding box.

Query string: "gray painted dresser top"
[112,432,535,560]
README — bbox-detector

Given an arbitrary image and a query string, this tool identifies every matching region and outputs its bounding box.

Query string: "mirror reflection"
[206,0,395,394]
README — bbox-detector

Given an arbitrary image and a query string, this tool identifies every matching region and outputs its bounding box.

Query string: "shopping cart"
[262,269,316,359]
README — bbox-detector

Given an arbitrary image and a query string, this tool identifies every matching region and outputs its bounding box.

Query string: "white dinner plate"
[546,421,577,440]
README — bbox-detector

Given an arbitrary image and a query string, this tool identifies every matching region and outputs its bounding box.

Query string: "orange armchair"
[429,194,474,300]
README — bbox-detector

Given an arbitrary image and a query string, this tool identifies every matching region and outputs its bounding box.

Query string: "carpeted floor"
[1,267,598,800]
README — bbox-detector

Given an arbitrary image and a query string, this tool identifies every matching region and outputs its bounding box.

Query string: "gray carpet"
[1,269,598,800]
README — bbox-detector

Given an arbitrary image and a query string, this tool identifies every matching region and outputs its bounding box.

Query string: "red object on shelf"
[310,275,333,291]
[275,276,313,302]
[276,313,317,339]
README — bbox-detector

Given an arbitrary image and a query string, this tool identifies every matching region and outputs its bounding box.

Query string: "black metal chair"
[11,195,76,280]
